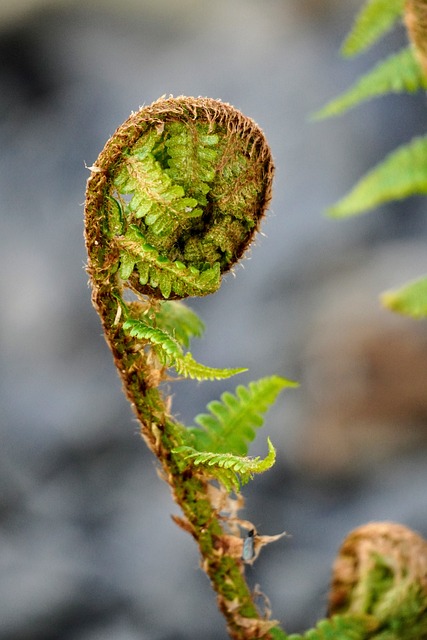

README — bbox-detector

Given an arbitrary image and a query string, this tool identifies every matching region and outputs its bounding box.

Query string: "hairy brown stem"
[84,96,279,639]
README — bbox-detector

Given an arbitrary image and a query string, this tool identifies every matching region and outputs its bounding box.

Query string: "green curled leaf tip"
[86,95,274,301]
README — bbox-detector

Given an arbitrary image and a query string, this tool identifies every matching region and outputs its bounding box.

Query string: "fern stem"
[85,96,280,638]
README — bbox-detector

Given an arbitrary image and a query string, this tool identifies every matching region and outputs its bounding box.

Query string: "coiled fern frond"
[84,95,292,639]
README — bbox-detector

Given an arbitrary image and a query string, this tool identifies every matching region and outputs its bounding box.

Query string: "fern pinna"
[85,95,427,639]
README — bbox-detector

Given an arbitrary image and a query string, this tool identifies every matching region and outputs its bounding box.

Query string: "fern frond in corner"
[327,134,427,218]
[382,275,427,318]
[85,96,285,638]
[187,375,298,456]
[313,46,425,120]
[173,437,276,491]
[341,0,405,57]
[123,317,245,380]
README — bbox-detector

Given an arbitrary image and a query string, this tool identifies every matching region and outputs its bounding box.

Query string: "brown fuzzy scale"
[405,0,427,77]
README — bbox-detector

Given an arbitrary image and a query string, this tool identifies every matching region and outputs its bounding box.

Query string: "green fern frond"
[175,352,246,381]
[314,46,425,120]
[165,121,219,205]
[151,300,205,348]
[123,318,182,361]
[173,437,276,491]
[117,225,221,298]
[382,275,427,318]
[114,129,190,240]
[123,317,245,381]
[341,0,405,57]
[188,375,298,456]
[328,134,427,218]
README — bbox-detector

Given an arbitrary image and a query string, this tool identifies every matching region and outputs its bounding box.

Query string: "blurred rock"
[298,242,427,476]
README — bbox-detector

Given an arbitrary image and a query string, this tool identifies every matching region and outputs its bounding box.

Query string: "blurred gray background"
[1,1,427,638]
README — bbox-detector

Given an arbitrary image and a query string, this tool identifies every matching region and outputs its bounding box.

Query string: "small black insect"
[242,528,255,562]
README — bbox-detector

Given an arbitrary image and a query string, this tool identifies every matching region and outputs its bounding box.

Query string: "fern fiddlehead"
[405,0,427,76]
[86,95,273,301]
[84,95,291,639]
[85,94,427,639]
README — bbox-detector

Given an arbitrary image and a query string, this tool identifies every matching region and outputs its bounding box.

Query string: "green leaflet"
[122,317,245,381]
[165,120,219,205]
[327,135,427,218]
[152,300,205,348]
[341,0,405,57]
[173,437,276,491]
[382,276,427,318]
[117,224,221,298]
[174,352,246,381]
[112,121,226,298]
[85,96,286,635]
[187,375,298,456]
[313,47,426,120]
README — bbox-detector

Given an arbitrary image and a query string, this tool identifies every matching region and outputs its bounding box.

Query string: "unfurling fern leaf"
[187,375,298,456]
[173,437,276,491]
[313,46,425,120]
[341,0,405,58]
[122,317,245,381]
[328,134,427,218]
